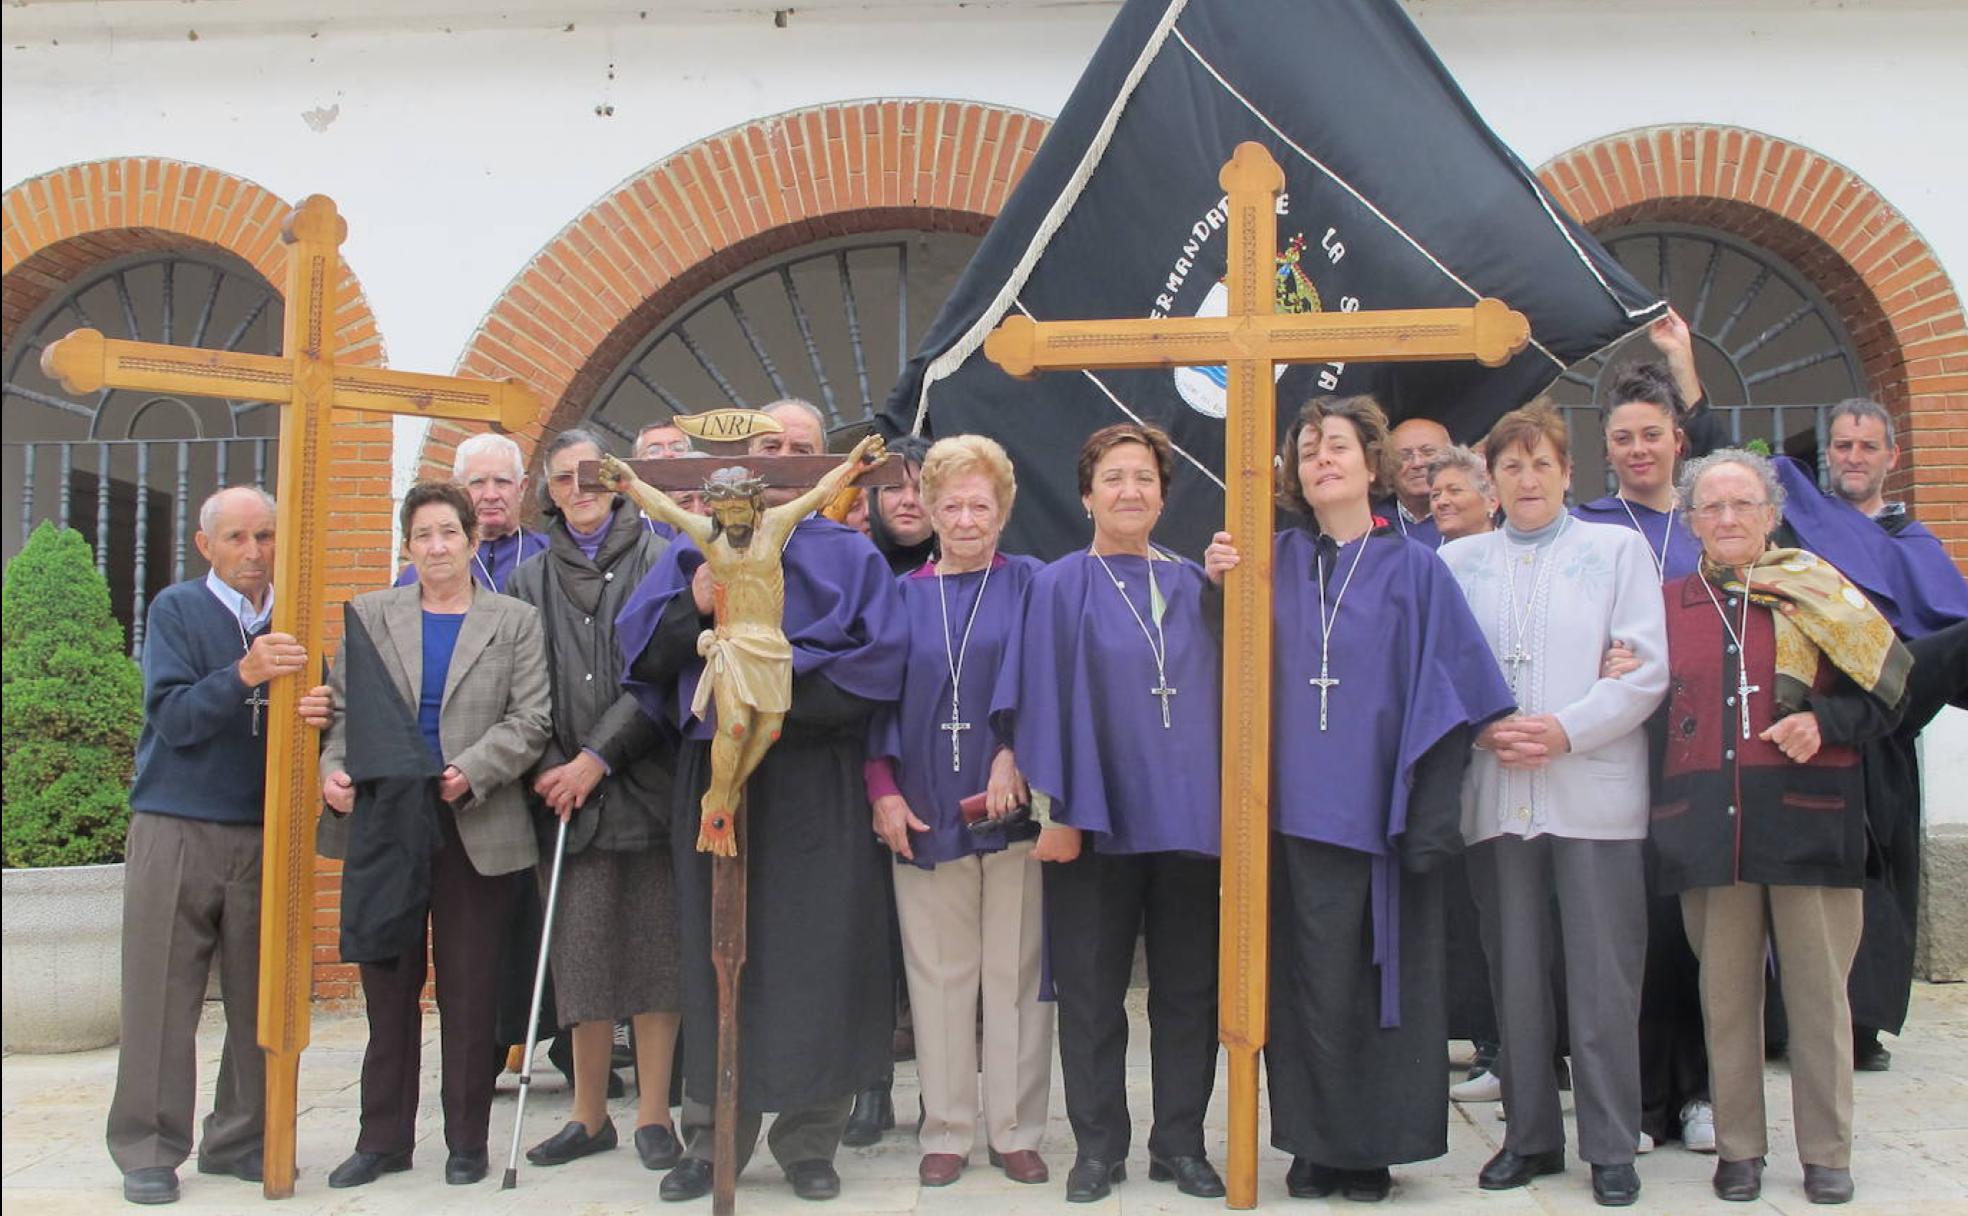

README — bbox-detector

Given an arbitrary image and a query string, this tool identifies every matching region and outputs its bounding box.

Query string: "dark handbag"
[960,791,1032,835]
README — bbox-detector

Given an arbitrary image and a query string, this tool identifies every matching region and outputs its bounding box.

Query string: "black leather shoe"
[1479,1147,1564,1190]
[1803,1164,1854,1204]
[1149,1154,1225,1198]
[445,1149,488,1185]
[660,1158,713,1202]
[1285,1157,1340,1199]
[636,1124,683,1171]
[839,1087,894,1147]
[122,1167,179,1205]
[1853,1039,1892,1072]
[1711,1157,1764,1202]
[196,1148,263,1183]
[327,1149,412,1189]
[527,1119,617,1166]
[784,1159,840,1201]
[1591,1163,1641,1206]
[1065,1157,1126,1203]
[1343,1167,1392,1202]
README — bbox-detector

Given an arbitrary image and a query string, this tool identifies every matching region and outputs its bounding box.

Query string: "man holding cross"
[614,399,908,1203]
[109,486,307,1206]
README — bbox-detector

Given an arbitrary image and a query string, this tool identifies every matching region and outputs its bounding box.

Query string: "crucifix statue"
[38,195,538,1199]
[587,416,896,1216]
[982,141,1530,1209]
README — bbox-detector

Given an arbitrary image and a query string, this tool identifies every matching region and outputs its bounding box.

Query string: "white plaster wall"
[3,1,1963,825]
[5,2,1963,386]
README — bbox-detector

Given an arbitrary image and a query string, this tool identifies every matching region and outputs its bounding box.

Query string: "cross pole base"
[262,1051,301,1198]
[711,799,749,1216]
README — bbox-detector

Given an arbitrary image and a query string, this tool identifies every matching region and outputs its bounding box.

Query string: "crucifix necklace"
[1311,531,1371,731]
[235,615,269,738]
[1617,494,1675,585]
[1091,547,1176,728]
[1501,516,1568,689]
[935,558,994,772]
[1699,571,1762,740]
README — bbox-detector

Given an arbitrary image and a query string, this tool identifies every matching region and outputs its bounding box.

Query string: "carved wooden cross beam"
[981,141,1529,1209]
[40,195,538,1200]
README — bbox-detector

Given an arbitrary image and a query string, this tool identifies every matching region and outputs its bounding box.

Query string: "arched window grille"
[1549,224,1865,493]
[582,231,982,447]
[3,249,284,656]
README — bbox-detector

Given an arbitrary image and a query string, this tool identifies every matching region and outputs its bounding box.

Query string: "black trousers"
[355,807,517,1156]
[1044,847,1219,1162]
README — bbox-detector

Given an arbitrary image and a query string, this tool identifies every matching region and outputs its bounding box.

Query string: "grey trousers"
[678,1091,853,1173]
[105,813,264,1173]
[1469,834,1646,1166]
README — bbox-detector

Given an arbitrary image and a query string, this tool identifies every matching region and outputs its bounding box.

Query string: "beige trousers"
[1681,882,1863,1168]
[893,840,1053,1155]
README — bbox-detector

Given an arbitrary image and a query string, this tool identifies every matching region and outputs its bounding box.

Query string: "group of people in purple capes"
[110,310,1965,1210]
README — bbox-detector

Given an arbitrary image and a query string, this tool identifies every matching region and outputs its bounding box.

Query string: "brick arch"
[1536,125,1968,559]
[3,159,398,1004]
[421,99,1051,477]
[2,158,383,366]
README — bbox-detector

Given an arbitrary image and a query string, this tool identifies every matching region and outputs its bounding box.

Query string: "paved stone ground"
[6,984,1965,1214]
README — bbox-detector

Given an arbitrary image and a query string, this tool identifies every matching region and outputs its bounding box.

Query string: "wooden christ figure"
[597,433,888,856]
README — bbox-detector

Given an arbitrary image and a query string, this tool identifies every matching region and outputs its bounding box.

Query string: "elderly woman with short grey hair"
[1425,446,1498,542]
[1651,447,1910,1206]
[505,428,686,1173]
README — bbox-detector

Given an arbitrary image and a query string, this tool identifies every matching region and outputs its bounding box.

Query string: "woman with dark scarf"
[505,428,686,1172]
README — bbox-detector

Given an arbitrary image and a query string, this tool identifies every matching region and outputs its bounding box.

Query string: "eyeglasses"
[548,472,580,489]
[639,440,693,457]
[1689,499,1770,521]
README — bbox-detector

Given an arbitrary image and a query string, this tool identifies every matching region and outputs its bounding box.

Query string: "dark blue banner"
[880,0,1663,559]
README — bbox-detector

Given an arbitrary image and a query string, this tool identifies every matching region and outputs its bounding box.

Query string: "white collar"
[205,570,274,632]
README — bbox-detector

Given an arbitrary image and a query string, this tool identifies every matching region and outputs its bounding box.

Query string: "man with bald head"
[1384,416,1452,548]
[109,487,309,1206]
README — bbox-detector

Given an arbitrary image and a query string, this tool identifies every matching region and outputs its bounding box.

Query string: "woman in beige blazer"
[312,480,551,1189]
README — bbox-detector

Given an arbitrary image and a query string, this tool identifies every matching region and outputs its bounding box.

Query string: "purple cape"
[994,549,1221,856]
[868,554,1042,868]
[1376,497,1442,550]
[1273,528,1515,1026]
[1573,496,1700,582]
[1773,457,1968,639]
[394,527,547,593]
[614,515,906,738]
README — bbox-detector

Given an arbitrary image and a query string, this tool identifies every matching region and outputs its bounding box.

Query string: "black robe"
[619,522,908,1114]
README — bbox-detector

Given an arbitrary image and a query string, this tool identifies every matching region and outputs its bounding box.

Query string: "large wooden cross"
[40,195,538,1199]
[983,141,1529,1210]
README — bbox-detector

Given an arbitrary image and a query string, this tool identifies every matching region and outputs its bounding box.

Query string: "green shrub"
[2,522,143,867]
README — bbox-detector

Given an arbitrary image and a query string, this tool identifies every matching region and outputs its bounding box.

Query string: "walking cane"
[501,813,571,1190]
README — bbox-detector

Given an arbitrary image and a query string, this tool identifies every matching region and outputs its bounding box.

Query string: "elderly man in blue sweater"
[107,486,307,1206]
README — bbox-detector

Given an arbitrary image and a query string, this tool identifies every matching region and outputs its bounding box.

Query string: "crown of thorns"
[702,466,766,500]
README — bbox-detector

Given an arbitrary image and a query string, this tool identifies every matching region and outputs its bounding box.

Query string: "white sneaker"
[1449,1070,1503,1103]
[1680,1099,1717,1153]
[1637,1130,1655,1154]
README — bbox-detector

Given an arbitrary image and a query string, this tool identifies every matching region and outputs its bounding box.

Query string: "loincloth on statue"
[690,624,794,720]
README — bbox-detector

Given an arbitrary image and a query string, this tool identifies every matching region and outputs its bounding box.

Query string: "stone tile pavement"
[5,984,1965,1214]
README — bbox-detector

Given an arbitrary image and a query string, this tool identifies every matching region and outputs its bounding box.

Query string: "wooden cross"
[983,142,1530,1209]
[40,195,537,1199]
